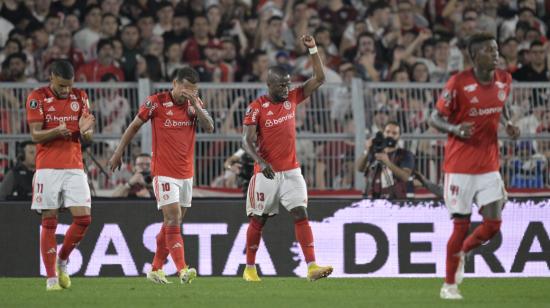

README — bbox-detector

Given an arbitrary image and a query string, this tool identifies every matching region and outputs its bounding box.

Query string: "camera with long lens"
[371,131,397,154]
[140,170,153,184]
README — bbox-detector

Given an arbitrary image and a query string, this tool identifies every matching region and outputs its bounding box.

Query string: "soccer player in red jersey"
[430,33,520,300]
[241,35,333,282]
[26,60,96,291]
[109,67,214,284]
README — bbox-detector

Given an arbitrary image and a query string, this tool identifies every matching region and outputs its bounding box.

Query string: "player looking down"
[241,35,333,282]
[109,67,214,285]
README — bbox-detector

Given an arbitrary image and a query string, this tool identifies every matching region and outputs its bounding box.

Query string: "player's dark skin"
[429,38,520,220]
[243,35,325,224]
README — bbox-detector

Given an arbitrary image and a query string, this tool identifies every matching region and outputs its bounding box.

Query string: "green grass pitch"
[1,277,549,307]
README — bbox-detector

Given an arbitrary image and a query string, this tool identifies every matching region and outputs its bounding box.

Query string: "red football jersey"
[26,86,90,169]
[137,91,202,179]
[436,69,511,174]
[243,87,306,172]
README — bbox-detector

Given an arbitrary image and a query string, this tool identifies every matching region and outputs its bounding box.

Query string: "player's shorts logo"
[498,90,506,102]
[283,101,291,110]
[29,100,38,109]
[35,195,42,203]
[70,101,80,112]
[163,195,169,200]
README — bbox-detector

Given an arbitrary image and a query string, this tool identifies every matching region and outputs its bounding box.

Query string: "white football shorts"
[153,176,193,209]
[31,169,91,211]
[444,171,507,215]
[246,168,308,216]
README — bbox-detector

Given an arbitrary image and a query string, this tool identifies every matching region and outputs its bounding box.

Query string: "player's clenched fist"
[260,161,275,179]
[79,112,95,133]
[505,122,520,139]
[453,122,474,139]
[301,35,316,48]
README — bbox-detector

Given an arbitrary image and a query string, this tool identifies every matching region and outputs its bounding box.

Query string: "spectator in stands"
[163,13,190,46]
[153,2,174,36]
[137,13,155,50]
[2,52,36,82]
[344,32,385,81]
[318,0,357,45]
[221,37,244,81]
[136,54,163,81]
[112,153,154,198]
[76,38,125,82]
[50,0,87,19]
[356,121,415,199]
[428,38,452,82]
[193,38,233,82]
[43,14,61,38]
[256,15,293,63]
[0,141,35,201]
[64,13,81,34]
[146,35,164,61]
[101,13,120,39]
[182,15,211,63]
[242,50,269,82]
[513,40,549,81]
[29,24,50,80]
[0,38,21,65]
[500,37,519,73]
[96,73,131,134]
[73,5,102,60]
[120,24,141,81]
[206,4,222,37]
[52,28,85,71]
[314,26,338,60]
[100,0,126,25]
[163,41,185,80]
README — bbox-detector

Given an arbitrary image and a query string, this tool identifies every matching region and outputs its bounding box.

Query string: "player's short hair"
[50,60,74,79]
[268,65,289,78]
[174,67,199,84]
[467,32,496,59]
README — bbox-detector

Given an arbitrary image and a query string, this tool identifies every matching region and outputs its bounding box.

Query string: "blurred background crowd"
[0,0,549,199]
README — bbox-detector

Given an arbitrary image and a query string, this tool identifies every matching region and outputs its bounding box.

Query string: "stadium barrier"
[0,81,549,193]
[0,198,548,278]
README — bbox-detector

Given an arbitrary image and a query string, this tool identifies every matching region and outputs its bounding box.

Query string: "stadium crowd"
[0,0,550,197]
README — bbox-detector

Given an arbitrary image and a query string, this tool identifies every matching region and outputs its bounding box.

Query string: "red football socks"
[295,218,315,263]
[445,218,470,284]
[165,226,187,272]
[41,217,58,278]
[152,225,169,271]
[246,218,263,265]
[58,215,91,261]
[462,219,502,253]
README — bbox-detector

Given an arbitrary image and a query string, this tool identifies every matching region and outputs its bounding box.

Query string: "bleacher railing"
[0,80,548,196]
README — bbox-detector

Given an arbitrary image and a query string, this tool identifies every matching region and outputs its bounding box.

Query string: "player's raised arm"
[109,116,146,171]
[242,124,275,179]
[301,34,326,99]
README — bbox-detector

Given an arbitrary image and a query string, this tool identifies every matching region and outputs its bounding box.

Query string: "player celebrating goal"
[430,33,520,300]
[109,68,214,284]
[26,60,96,291]
[241,35,333,282]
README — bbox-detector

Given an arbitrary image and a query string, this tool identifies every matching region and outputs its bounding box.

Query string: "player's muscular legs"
[462,199,503,254]
[291,206,315,263]
[41,209,59,278]
[69,206,91,216]
[42,209,59,218]
[162,203,182,226]
[60,206,92,261]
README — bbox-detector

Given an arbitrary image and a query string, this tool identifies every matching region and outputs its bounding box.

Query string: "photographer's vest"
[366,149,408,199]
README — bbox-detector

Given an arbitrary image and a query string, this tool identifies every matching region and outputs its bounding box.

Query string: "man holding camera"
[111,153,154,198]
[356,121,415,199]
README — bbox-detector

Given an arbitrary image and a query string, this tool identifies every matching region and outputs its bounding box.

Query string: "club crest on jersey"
[163,101,173,108]
[29,100,38,109]
[283,101,291,110]
[464,84,477,92]
[498,90,506,102]
[70,101,80,112]
[262,102,270,108]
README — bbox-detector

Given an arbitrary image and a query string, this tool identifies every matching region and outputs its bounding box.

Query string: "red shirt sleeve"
[26,90,44,124]
[137,96,157,122]
[243,101,260,126]
[290,86,306,105]
[435,75,458,117]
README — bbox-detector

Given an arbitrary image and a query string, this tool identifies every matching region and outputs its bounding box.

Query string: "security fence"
[0,80,548,196]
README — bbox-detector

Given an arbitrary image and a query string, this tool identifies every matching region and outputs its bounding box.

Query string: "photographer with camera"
[112,153,154,198]
[356,121,415,199]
